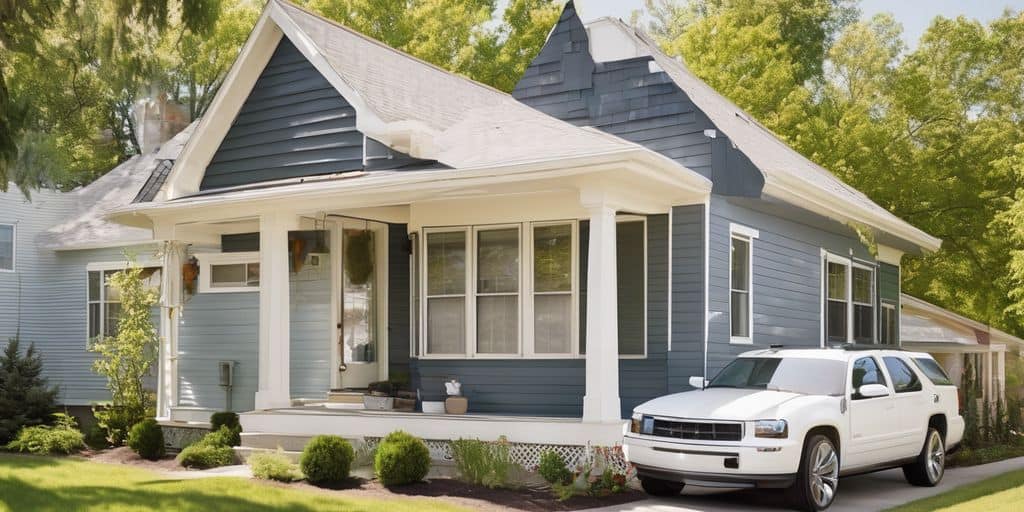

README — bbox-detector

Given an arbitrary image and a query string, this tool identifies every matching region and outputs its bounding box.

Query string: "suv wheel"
[639,476,684,496]
[789,434,839,511]
[903,427,945,487]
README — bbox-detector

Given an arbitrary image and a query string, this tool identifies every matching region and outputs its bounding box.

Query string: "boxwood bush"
[300,435,354,485]
[176,426,237,469]
[209,412,240,432]
[127,419,165,460]
[374,430,430,486]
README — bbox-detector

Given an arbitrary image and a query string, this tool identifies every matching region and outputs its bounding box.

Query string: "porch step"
[327,391,365,404]
[240,432,316,452]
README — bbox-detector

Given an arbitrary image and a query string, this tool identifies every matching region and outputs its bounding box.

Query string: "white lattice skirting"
[363,437,629,473]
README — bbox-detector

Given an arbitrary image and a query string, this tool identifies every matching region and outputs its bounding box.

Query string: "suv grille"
[651,419,743,441]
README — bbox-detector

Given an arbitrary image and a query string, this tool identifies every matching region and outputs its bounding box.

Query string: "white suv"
[623,347,964,511]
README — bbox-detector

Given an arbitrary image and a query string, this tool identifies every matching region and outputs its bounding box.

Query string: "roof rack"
[833,343,902,351]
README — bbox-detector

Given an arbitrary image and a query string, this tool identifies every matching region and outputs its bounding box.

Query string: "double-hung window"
[0,223,14,272]
[475,226,520,355]
[824,253,876,344]
[880,302,897,345]
[87,265,161,344]
[729,224,757,342]
[425,229,468,355]
[532,223,575,355]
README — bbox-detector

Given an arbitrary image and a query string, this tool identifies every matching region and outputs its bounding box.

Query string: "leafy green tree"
[89,263,160,445]
[0,337,59,444]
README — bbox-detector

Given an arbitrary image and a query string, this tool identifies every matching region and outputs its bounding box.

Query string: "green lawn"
[0,453,468,512]
[885,468,1024,512]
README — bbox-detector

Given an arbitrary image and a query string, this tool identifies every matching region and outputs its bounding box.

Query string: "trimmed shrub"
[127,419,165,460]
[209,412,240,432]
[84,424,110,450]
[538,450,572,485]
[374,430,430,486]
[450,438,519,488]
[4,413,83,455]
[249,450,301,482]
[176,425,237,469]
[300,435,354,485]
[177,443,234,469]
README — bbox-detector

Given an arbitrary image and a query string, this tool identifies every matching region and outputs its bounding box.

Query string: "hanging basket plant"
[345,230,374,285]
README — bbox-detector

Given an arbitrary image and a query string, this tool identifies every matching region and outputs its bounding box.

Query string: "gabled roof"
[581,17,940,253]
[161,0,707,200]
[42,123,196,250]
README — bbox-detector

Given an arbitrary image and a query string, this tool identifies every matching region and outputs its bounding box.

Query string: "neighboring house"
[0,123,192,410]
[901,293,1024,404]
[0,0,1006,458]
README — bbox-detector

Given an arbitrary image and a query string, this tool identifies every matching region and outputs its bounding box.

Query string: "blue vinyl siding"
[290,265,331,399]
[705,196,877,377]
[387,224,411,381]
[669,204,705,390]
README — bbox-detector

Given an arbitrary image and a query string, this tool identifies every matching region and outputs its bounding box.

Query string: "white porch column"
[997,349,1006,401]
[581,193,621,423]
[255,211,298,409]
[157,241,186,419]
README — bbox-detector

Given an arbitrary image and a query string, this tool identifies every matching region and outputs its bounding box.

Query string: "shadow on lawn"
[0,475,323,512]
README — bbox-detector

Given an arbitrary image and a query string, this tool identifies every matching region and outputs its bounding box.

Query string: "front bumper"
[623,434,802,489]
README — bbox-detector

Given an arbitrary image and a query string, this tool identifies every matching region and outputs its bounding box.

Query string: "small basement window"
[198,252,260,293]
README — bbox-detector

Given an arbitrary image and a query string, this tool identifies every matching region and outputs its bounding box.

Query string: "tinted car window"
[852,356,886,388]
[913,357,954,386]
[709,357,847,396]
[884,357,923,393]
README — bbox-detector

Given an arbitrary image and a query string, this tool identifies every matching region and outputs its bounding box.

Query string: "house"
[0,0,1015,460]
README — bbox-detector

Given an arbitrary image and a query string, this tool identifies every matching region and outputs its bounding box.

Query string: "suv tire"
[903,427,945,487]
[789,434,840,511]
[639,476,684,496]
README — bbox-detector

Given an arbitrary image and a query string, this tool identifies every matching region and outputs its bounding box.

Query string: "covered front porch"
[144,157,708,445]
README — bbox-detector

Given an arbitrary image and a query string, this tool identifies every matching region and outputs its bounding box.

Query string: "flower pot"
[362,395,394,410]
[445,396,468,415]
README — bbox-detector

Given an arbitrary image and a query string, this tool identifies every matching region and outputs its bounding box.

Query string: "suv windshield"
[708,357,847,396]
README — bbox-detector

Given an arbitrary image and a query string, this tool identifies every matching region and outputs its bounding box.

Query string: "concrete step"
[240,432,315,452]
[327,391,365,404]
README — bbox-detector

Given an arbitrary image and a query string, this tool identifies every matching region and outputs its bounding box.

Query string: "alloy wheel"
[810,439,839,509]
[926,430,945,483]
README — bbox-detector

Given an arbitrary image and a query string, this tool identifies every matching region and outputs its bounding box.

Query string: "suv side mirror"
[689,376,708,389]
[858,383,889,398]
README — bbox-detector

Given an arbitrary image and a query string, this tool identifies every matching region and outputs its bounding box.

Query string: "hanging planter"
[182,257,199,295]
[345,230,374,285]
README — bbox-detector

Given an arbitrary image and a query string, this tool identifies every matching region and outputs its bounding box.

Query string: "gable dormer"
[200,37,433,191]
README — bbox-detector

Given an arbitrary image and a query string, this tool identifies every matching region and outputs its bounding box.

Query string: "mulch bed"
[81,446,182,472]
[265,477,644,511]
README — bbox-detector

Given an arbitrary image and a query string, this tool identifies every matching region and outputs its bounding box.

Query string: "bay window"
[824,253,876,344]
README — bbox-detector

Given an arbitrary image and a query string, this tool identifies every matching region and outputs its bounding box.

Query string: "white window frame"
[0,223,14,273]
[85,258,162,348]
[422,227,472,358]
[472,224,523,358]
[525,221,579,358]
[196,252,261,293]
[728,223,758,344]
[822,251,877,344]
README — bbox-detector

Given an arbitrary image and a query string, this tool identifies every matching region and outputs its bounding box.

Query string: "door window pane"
[427,231,466,295]
[884,357,922,393]
[343,229,376,363]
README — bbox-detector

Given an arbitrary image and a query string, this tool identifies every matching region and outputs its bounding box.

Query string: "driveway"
[589,456,1024,512]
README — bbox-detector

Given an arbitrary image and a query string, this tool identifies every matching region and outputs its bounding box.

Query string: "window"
[880,302,897,345]
[852,267,874,343]
[475,226,520,355]
[913,357,953,386]
[425,230,467,355]
[730,234,752,341]
[824,253,876,344]
[198,252,260,293]
[87,266,161,344]
[883,356,922,393]
[851,356,886,399]
[0,224,13,272]
[533,223,575,354]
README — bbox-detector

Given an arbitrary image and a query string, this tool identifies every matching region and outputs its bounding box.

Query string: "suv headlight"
[754,419,788,438]
[630,412,642,433]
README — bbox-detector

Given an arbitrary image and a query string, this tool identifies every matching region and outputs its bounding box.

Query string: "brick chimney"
[133,92,191,154]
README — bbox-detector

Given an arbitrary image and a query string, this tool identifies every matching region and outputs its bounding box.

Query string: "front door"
[335,219,386,389]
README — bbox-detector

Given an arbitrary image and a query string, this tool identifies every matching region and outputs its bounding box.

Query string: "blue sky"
[570,0,1024,48]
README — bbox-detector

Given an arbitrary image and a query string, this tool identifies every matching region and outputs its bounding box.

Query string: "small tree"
[90,263,159,444]
[0,337,59,444]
